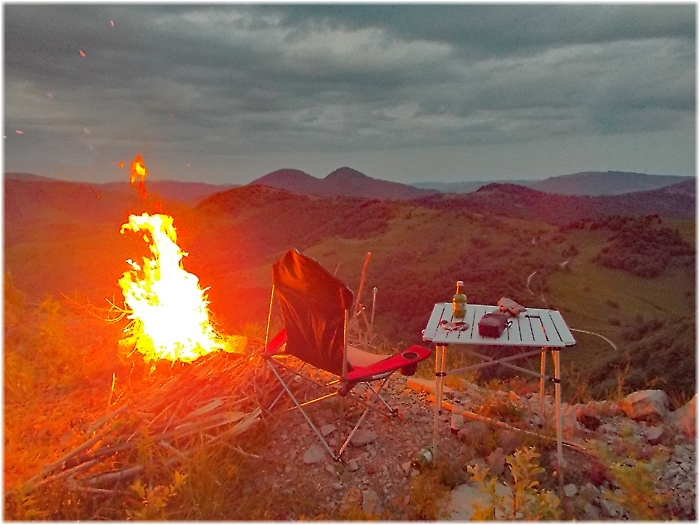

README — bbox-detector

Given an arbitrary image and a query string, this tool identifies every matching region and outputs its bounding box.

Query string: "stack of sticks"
[22,346,269,495]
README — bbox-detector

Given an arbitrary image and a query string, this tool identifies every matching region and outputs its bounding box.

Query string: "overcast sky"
[3,4,696,185]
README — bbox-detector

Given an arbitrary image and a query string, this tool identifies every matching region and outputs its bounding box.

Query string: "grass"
[4,183,695,518]
[4,292,690,520]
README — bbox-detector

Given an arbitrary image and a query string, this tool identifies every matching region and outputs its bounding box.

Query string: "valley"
[4,174,696,401]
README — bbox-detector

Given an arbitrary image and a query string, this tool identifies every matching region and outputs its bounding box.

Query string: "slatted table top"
[423,303,576,347]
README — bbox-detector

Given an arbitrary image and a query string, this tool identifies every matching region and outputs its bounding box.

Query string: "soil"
[237,372,582,520]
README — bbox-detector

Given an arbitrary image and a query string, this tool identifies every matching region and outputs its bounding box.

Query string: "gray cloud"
[3,4,695,183]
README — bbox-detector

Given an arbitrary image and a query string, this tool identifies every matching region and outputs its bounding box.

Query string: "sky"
[3,4,696,185]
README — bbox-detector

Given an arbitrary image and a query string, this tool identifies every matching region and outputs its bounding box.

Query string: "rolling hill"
[413,171,694,196]
[4,172,238,205]
[530,171,693,196]
[102,180,239,204]
[412,180,696,225]
[3,174,696,400]
[249,166,435,200]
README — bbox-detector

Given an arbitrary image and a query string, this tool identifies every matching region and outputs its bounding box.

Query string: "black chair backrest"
[272,249,354,376]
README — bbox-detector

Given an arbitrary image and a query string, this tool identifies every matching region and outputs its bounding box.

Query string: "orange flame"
[129,154,148,199]
[119,213,226,364]
[130,154,148,185]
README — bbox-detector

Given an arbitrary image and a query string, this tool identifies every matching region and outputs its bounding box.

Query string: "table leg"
[539,350,546,419]
[552,348,564,480]
[433,345,446,459]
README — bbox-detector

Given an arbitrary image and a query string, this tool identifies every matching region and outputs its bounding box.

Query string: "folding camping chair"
[261,249,431,461]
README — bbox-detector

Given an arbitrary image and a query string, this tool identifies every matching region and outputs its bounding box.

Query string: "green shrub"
[468,447,563,520]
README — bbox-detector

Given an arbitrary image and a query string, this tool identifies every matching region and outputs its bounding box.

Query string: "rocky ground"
[244,372,696,520]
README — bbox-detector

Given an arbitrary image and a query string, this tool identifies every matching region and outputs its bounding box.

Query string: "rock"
[578,482,601,504]
[347,458,359,472]
[397,409,411,422]
[600,496,625,518]
[487,448,506,477]
[361,489,383,515]
[303,444,326,464]
[576,404,602,430]
[678,461,692,473]
[496,429,519,455]
[679,495,694,515]
[320,424,336,437]
[365,460,381,475]
[666,394,696,439]
[466,457,488,476]
[590,399,623,417]
[447,482,512,520]
[446,483,488,520]
[619,390,669,422]
[458,421,488,444]
[678,481,693,492]
[643,425,668,445]
[459,445,478,462]
[563,484,578,498]
[524,413,543,427]
[597,422,618,436]
[350,429,377,447]
[325,464,336,475]
[583,502,600,520]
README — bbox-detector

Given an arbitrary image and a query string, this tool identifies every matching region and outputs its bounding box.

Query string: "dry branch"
[22,348,267,494]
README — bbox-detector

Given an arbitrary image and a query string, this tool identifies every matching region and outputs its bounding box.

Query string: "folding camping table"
[422,303,576,471]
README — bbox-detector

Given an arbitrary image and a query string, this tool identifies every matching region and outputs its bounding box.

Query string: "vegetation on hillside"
[563,215,695,278]
[4,180,696,403]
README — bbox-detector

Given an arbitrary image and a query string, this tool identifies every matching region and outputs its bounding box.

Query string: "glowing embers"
[119,212,225,364]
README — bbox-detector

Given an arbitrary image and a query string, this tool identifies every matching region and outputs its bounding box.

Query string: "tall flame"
[119,212,224,363]
[130,155,148,199]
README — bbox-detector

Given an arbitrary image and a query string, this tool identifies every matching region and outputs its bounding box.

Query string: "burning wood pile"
[22,349,267,495]
[20,155,274,495]
[18,155,378,499]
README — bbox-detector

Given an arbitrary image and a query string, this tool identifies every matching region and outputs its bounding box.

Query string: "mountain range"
[413,171,693,196]
[5,168,693,203]
[4,168,695,401]
[248,166,433,200]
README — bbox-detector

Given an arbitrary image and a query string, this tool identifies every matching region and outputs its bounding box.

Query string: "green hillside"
[4,181,696,401]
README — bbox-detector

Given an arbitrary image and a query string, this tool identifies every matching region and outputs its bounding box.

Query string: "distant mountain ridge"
[414,171,693,196]
[6,169,694,201]
[531,171,693,196]
[4,172,238,204]
[101,180,239,203]
[411,179,695,225]
[248,166,435,200]
[4,172,60,182]
[413,180,535,193]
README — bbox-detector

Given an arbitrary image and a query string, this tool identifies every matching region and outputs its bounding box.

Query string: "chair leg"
[266,359,340,461]
[344,377,397,418]
[337,405,372,459]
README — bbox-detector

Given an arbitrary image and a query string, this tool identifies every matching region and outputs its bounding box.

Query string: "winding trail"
[526,261,617,352]
[569,328,618,351]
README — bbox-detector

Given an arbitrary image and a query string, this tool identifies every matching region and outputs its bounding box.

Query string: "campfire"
[20,155,260,495]
[117,157,244,366]
[118,212,227,364]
